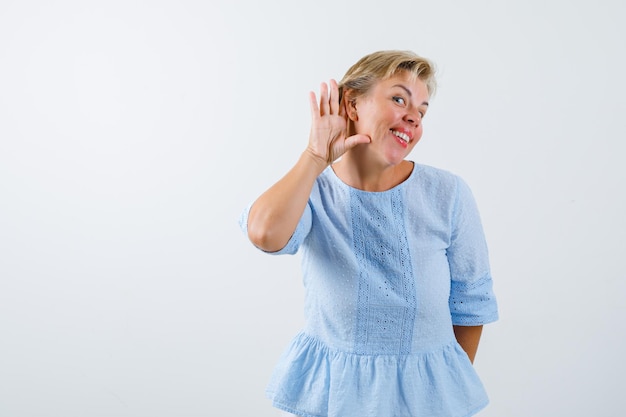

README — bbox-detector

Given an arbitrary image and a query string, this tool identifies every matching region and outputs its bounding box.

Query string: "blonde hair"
[338,50,437,102]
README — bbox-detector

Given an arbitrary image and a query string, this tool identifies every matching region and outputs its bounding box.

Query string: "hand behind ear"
[307,80,370,165]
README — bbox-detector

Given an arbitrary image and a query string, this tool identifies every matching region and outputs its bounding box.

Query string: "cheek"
[355,107,398,135]
[412,127,424,144]
[355,117,380,135]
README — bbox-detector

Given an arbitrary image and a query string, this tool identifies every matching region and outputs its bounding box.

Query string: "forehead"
[375,72,429,99]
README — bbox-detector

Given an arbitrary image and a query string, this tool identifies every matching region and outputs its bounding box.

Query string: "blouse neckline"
[328,161,419,194]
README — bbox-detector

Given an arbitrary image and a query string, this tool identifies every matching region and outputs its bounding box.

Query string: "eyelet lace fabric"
[351,189,417,355]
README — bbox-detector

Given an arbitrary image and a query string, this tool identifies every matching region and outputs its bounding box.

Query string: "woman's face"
[348,72,430,165]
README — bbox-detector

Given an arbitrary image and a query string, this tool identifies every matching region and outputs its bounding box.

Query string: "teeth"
[391,130,410,143]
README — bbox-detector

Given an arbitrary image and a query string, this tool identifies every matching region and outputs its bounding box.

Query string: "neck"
[332,154,412,192]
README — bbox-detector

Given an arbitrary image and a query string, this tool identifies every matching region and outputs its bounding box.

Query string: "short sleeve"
[447,177,499,326]
[239,201,313,255]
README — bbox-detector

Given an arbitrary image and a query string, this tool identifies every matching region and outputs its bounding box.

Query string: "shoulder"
[406,163,482,216]
[410,162,463,193]
[316,166,335,187]
[308,167,350,210]
[309,167,337,198]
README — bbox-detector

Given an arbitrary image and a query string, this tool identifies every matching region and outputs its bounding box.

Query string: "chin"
[384,151,409,166]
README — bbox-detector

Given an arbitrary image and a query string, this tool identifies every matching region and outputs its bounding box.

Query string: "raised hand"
[306,79,370,166]
[246,80,370,252]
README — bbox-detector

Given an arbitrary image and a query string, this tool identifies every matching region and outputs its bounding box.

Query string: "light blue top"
[240,163,498,417]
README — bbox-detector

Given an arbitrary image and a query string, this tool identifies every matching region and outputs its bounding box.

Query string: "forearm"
[246,150,327,252]
[453,325,483,364]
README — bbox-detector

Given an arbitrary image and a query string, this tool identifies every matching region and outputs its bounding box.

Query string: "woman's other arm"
[453,325,483,364]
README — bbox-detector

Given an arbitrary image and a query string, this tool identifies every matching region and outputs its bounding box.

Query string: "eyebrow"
[392,84,429,106]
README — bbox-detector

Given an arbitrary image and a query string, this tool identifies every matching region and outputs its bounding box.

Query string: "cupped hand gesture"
[306,79,370,166]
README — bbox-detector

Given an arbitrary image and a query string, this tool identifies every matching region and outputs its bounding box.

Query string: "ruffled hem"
[266,332,489,417]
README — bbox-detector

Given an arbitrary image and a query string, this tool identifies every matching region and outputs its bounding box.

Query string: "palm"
[308,80,369,165]
[310,114,349,163]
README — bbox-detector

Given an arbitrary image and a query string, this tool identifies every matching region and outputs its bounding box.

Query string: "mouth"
[390,129,412,147]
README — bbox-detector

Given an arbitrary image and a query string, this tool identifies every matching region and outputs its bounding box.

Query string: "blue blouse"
[240,163,498,417]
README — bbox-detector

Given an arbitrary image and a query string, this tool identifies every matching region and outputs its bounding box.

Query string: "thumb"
[345,134,371,150]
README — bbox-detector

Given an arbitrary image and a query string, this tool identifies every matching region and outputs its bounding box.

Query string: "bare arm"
[246,80,370,252]
[246,151,327,252]
[453,325,483,364]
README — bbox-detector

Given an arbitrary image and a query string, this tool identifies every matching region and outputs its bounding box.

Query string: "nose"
[404,110,421,127]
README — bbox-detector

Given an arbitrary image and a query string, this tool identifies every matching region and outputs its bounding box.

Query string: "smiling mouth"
[391,130,410,144]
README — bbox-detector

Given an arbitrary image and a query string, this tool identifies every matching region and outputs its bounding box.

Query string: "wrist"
[302,148,330,174]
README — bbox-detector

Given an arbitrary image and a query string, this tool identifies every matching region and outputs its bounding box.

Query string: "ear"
[342,89,359,121]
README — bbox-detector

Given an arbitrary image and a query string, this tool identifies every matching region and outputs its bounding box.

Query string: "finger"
[309,91,319,120]
[329,79,339,115]
[345,134,371,150]
[318,82,329,116]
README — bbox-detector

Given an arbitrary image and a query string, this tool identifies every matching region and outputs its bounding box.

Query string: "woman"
[240,50,498,417]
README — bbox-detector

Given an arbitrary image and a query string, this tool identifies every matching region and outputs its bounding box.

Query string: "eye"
[392,96,405,105]
[419,111,425,118]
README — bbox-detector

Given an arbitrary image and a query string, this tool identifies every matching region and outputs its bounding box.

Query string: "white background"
[1,1,624,416]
